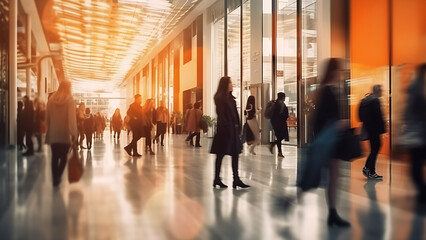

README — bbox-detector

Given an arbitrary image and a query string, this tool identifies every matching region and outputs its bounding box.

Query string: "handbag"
[360,124,368,141]
[297,123,338,192]
[199,118,208,133]
[241,122,248,143]
[336,128,363,161]
[68,148,84,183]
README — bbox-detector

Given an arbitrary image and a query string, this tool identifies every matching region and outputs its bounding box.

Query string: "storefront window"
[227,0,242,114]
[277,0,297,145]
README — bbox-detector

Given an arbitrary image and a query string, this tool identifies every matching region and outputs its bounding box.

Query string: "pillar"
[9,0,17,146]
[26,15,31,98]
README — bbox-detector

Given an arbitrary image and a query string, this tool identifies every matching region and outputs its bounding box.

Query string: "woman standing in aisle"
[211,76,250,189]
[244,96,261,155]
[45,80,78,187]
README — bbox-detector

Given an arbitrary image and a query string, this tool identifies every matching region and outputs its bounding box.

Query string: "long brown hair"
[214,76,234,100]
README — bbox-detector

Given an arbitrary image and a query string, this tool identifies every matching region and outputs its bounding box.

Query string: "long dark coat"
[271,100,289,141]
[210,93,242,156]
[127,102,143,136]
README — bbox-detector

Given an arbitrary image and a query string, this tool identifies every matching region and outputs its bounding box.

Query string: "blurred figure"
[404,63,426,204]
[45,80,78,187]
[124,94,143,157]
[244,96,261,155]
[94,112,105,139]
[84,108,95,150]
[210,76,250,189]
[111,108,123,139]
[17,101,25,151]
[312,58,350,227]
[142,99,155,155]
[269,92,289,158]
[359,85,386,180]
[76,103,86,148]
[183,103,193,134]
[154,100,169,146]
[34,99,46,152]
[22,96,34,156]
[185,101,203,147]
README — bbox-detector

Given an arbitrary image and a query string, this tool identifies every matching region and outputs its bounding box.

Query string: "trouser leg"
[275,136,283,153]
[25,131,34,153]
[195,132,201,146]
[366,134,381,172]
[214,154,225,180]
[231,155,239,180]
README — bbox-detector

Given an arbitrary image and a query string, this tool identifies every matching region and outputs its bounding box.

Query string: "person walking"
[211,76,250,189]
[404,63,426,204]
[17,101,25,151]
[111,108,123,139]
[269,92,289,158]
[359,85,386,180]
[124,94,143,157]
[34,99,46,152]
[183,103,193,134]
[244,96,261,155]
[185,101,203,147]
[45,80,78,187]
[84,108,95,150]
[22,96,35,156]
[76,103,86,148]
[154,100,169,146]
[312,58,350,227]
[142,99,155,155]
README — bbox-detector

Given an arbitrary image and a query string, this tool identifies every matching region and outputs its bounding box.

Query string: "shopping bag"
[297,123,338,192]
[68,148,84,183]
[336,128,363,161]
[240,122,248,144]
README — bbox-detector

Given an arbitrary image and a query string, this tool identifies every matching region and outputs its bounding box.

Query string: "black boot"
[327,208,350,227]
[213,178,228,188]
[233,178,250,189]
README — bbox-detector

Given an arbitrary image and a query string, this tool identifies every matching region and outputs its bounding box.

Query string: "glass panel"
[277,0,297,145]
[300,0,319,144]
[213,17,225,103]
[241,0,251,112]
[228,5,242,114]
[263,0,272,91]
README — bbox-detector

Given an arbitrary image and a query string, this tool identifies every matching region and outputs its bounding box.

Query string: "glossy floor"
[0,132,424,240]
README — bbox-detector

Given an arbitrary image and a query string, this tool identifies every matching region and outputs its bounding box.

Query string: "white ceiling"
[52,0,202,93]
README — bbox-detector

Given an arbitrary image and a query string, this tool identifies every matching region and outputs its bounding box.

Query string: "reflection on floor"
[0,132,424,240]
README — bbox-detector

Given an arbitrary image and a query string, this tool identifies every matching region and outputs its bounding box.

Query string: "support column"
[26,15,31,98]
[9,0,18,146]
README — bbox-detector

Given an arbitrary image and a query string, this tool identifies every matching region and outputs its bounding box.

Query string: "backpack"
[264,100,275,119]
[358,95,370,122]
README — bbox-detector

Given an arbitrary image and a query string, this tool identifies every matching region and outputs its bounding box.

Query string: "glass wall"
[277,0,297,145]
[0,0,9,146]
[227,0,242,115]
[241,0,251,112]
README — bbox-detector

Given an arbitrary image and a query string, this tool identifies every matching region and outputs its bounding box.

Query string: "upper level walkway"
[0,132,423,240]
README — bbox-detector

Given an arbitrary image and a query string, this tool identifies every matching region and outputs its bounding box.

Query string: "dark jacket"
[314,86,339,136]
[360,94,386,135]
[127,102,143,135]
[84,114,95,134]
[23,101,35,133]
[271,100,289,141]
[210,93,242,156]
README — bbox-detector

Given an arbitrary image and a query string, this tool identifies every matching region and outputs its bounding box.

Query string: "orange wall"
[350,0,390,155]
